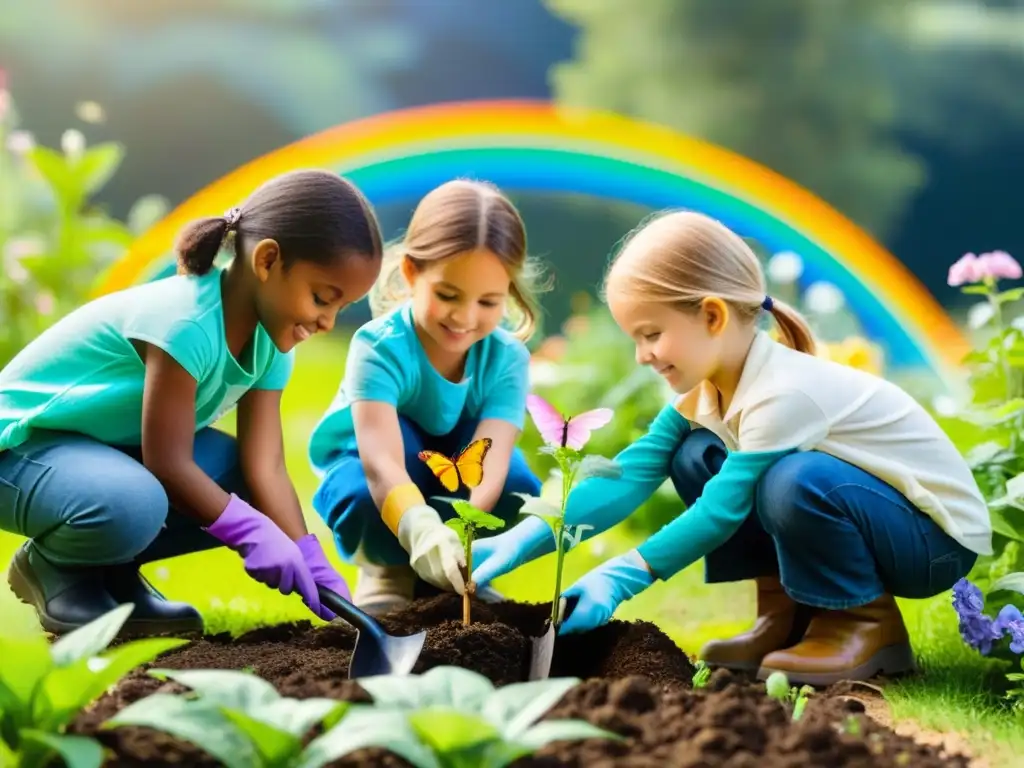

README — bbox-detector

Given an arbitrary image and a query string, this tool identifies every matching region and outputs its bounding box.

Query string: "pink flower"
[948,253,984,287]
[948,250,1022,287]
[978,250,1022,281]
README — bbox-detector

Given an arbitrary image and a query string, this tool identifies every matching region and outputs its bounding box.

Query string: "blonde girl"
[308,179,544,616]
[472,210,991,686]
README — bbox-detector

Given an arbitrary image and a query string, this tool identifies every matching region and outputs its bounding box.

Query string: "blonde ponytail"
[766,297,817,355]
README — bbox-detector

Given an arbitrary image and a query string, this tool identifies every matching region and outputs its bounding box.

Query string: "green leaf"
[358,666,494,711]
[997,287,1024,304]
[962,399,1024,428]
[300,708,440,768]
[961,285,992,295]
[18,729,105,768]
[147,668,281,711]
[249,698,347,739]
[104,694,254,768]
[0,633,52,716]
[966,440,1015,469]
[220,706,300,766]
[409,707,499,758]
[481,677,580,740]
[512,493,562,522]
[26,146,78,206]
[49,603,134,666]
[573,455,622,484]
[449,501,505,531]
[446,517,468,545]
[39,637,188,730]
[74,143,124,196]
[990,507,1024,542]
[516,719,620,750]
[990,571,1024,597]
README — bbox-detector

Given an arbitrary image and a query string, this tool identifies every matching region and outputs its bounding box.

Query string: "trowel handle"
[317,585,386,641]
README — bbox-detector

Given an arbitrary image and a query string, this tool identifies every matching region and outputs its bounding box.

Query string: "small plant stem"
[551,455,577,626]
[464,526,474,627]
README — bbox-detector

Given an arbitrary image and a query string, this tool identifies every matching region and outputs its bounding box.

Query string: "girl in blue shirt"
[309,179,544,616]
[0,169,383,636]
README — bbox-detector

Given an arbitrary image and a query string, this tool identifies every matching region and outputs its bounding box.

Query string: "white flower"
[767,251,804,285]
[804,281,845,314]
[931,395,958,417]
[967,301,995,330]
[6,130,34,154]
[75,100,106,124]
[61,128,85,159]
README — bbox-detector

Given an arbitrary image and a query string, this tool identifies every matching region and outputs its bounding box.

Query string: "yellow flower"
[820,336,884,375]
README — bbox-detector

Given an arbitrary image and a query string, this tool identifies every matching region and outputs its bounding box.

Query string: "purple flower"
[952,578,1003,655]
[994,604,1024,655]
[952,578,985,615]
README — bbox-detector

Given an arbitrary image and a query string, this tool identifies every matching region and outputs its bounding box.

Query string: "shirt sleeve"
[124,318,214,383]
[563,403,691,538]
[478,341,530,428]
[252,348,295,391]
[343,335,404,407]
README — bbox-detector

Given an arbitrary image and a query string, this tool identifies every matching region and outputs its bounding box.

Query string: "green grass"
[0,331,1021,762]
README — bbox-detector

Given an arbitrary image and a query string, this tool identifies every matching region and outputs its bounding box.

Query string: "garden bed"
[72,593,970,767]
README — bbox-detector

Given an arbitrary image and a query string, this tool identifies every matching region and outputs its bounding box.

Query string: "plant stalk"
[551,454,576,626]
[464,526,473,627]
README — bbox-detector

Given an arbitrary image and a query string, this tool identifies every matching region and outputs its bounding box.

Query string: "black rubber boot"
[8,542,122,636]
[102,562,204,636]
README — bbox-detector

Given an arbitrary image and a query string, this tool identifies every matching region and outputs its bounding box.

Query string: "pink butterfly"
[526,394,613,450]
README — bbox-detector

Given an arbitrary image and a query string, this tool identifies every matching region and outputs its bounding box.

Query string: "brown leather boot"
[756,593,915,686]
[699,576,812,672]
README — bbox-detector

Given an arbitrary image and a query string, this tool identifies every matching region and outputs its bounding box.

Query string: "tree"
[544,0,926,240]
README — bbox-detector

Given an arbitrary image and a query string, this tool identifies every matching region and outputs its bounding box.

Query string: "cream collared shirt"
[674,331,992,555]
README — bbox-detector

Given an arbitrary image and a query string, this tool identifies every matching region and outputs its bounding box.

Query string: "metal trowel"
[527,595,579,680]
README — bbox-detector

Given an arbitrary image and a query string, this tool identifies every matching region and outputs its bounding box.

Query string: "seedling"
[691,660,711,689]
[441,499,506,626]
[764,671,814,721]
[104,668,407,768]
[353,665,621,768]
[0,603,187,768]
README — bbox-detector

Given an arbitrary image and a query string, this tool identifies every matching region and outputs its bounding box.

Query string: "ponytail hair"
[173,169,383,277]
[605,210,817,355]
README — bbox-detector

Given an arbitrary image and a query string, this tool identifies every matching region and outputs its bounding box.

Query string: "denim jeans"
[313,415,542,567]
[0,428,246,568]
[671,428,978,609]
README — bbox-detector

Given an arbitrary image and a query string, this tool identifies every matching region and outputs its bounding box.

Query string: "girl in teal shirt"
[0,169,383,636]
[309,180,544,616]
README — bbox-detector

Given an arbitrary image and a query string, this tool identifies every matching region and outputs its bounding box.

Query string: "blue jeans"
[671,429,977,609]
[313,415,543,567]
[0,428,247,567]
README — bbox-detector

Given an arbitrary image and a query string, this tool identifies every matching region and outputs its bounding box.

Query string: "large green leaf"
[220,707,300,766]
[990,507,1024,542]
[409,707,499,761]
[247,697,347,739]
[450,500,505,530]
[104,694,253,768]
[358,667,494,711]
[49,603,134,666]
[516,719,619,751]
[39,637,187,730]
[482,678,580,740]
[26,146,78,208]
[148,668,280,711]
[18,729,105,768]
[300,707,439,768]
[74,143,124,196]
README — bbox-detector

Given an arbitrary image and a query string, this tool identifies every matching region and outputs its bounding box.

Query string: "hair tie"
[761,295,774,312]
[223,206,242,231]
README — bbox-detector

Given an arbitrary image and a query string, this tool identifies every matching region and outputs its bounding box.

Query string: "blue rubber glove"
[558,550,654,635]
[471,515,556,587]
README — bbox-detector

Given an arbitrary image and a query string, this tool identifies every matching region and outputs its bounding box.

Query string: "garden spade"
[527,595,578,680]
[317,586,426,678]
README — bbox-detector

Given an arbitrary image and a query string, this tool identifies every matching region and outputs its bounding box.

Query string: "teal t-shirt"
[0,268,294,451]
[308,302,531,476]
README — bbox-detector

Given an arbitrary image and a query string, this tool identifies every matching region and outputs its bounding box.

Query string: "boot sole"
[755,642,917,687]
[702,659,761,673]
[8,554,203,638]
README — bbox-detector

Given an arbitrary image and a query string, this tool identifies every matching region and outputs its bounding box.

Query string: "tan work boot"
[699,576,811,672]
[756,593,915,686]
[352,563,416,617]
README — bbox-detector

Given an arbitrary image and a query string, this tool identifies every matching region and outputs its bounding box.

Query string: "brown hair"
[605,211,816,354]
[173,169,383,276]
[368,179,547,341]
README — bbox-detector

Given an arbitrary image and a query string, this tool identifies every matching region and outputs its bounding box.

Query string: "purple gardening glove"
[206,494,322,618]
[296,534,352,621]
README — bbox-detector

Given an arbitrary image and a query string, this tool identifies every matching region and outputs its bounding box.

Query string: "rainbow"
[96,99,968,383]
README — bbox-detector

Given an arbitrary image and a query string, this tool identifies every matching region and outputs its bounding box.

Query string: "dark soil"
[71,593,970,767]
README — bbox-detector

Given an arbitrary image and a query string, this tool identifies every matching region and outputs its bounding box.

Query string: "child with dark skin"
[0,169,383,635]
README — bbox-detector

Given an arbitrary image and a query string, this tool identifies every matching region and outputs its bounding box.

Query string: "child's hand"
[397,505,466,594]
[206,494,322,616]
[296,534,352,620]
[557,550,654,635]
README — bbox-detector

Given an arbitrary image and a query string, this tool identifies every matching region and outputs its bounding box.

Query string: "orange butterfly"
[418,438,492,493]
